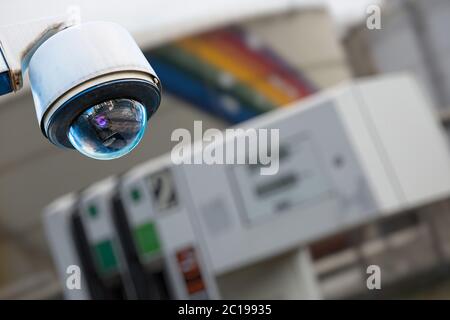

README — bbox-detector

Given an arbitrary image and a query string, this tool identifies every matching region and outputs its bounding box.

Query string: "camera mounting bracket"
[0,6,81,95]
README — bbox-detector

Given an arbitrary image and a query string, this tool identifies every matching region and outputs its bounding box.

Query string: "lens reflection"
[68,99,147,160]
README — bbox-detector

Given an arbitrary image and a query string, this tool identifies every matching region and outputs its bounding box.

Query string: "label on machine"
[230,134,331,224]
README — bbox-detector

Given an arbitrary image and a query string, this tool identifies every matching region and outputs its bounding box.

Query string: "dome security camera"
[0,10,161,160]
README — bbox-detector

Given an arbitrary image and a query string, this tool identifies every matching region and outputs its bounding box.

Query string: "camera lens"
[68,99,147,160]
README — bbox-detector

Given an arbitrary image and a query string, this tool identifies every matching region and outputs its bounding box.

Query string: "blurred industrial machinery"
[44,74,450,299]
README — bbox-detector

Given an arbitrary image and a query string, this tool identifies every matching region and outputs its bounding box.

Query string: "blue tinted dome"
[68,99,147,160]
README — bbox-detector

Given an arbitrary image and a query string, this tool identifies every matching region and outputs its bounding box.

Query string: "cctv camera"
[0,14,161,160]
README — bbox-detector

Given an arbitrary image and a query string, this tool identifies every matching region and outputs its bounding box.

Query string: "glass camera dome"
[68,99,147,160]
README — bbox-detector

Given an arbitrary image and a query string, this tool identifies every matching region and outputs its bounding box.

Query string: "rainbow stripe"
[147,27,316,123]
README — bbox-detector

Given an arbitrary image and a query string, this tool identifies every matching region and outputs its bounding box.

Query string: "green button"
[93,239,118,274]
[88,205,98,218]
[133,222,160,256]
[131,188,141,203]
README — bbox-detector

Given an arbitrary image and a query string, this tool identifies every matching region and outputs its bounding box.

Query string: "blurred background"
[1,0,450,299]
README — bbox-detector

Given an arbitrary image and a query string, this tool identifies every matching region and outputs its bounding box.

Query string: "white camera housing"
[0,12,161,159]
[28,21,161,149]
